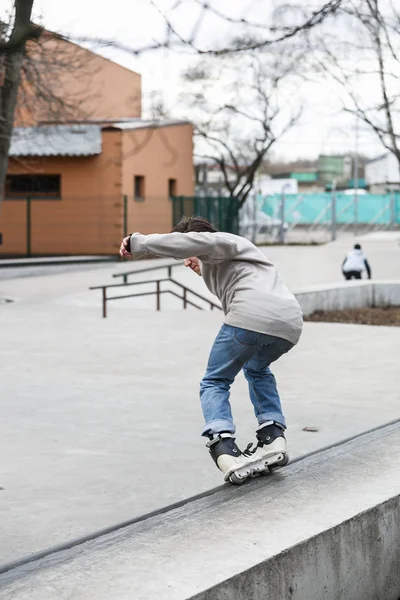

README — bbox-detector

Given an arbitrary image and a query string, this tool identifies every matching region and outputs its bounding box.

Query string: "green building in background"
[317,155,353,187]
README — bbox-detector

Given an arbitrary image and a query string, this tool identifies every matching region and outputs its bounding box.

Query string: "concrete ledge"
[194,494,400,600]
[295,280,400,316]
[374,282,400,307]
[1,421,399,600]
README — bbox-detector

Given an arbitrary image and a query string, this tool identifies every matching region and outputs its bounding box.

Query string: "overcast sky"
[2,0,389,161]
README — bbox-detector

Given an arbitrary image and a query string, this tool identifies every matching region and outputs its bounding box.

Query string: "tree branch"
[71,0,343,57]
[0,0,42,53]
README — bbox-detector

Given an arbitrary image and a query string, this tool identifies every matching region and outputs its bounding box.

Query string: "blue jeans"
[200,324,293,436]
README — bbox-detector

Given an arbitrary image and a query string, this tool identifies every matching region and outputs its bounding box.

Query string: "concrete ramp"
[1,422,400,600]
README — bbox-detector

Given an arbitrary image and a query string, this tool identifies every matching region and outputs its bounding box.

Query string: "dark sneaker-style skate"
[206,433,253,485]
[243,421,289,475]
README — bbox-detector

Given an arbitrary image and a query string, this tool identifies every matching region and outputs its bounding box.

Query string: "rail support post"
[156,281,161,311]
[102,288,107,318]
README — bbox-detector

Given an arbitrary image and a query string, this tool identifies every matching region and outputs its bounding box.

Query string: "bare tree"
[183,51,303,205]
[0,0,343,211]
[312,0,400,168]
[77,0,343,56]
[0,0,40,207]
[15,31,99,127]
[0,2,109,210]
[0,13,108,210]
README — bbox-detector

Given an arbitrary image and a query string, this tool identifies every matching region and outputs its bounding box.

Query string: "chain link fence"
[2,192,398,256]
[0,194,175,256]
[239,192,400,244]
[171,196,239,234]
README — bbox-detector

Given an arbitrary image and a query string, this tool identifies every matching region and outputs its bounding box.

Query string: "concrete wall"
[193,496,400,600]
[122,123,194,234]
[1,131,122,255]
[0,124,194,255]
[295,281,400,316]
[15,33,142,126]
[373,282,400,307]
[365,153,400,188]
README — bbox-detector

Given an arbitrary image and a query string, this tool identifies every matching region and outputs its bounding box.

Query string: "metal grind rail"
[112,262,180,284]
[89,277,222,318]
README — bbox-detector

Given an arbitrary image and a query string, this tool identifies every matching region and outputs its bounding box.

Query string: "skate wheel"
[229,472,246,485]
[251,464,269,477]
[259,467,270,476]
[270,453,289,469]
[251,469,269,479]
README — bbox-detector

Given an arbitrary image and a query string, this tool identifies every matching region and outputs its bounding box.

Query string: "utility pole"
[353,107,359,235]
[331,178,337,242]
[279,183,291,244]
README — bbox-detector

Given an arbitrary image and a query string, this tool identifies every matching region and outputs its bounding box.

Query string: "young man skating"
[120,217,303,484]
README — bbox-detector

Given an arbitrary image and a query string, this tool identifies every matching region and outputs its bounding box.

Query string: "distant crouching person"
[342,244,372,280]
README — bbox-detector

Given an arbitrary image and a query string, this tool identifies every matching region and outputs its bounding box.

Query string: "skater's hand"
[119,236,132,259]
[184,256,201,276]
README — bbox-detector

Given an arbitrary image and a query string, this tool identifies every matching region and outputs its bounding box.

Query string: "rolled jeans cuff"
[201,419,235,437]
[257,412,286,429]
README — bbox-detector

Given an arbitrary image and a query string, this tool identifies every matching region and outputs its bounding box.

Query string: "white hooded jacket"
[342,249,370,275]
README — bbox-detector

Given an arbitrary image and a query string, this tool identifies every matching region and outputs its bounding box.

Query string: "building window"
[168,178,177,197]
[6,174,61,198]
[134,175,145,201]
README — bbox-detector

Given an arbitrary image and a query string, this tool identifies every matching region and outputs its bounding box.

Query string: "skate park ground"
[1,232,400,582]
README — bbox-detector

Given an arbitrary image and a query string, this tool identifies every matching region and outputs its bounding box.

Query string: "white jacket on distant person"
[342,247,371,278]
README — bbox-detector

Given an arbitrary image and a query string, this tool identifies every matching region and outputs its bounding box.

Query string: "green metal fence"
[171,196,239,234]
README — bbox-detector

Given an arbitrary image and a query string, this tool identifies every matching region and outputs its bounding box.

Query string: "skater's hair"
[354,243,361,250]
[171,216,218,234]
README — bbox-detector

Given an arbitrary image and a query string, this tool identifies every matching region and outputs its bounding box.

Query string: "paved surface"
[0,256,116,267]
[1,230,400,290]
[1,233,399,566]
[1,423,400,600]
[266,231,400,289]
[0,261,118,282]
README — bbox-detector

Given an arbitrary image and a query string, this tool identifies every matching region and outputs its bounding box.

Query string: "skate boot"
[206,432,253,485]
[243,421,289,475]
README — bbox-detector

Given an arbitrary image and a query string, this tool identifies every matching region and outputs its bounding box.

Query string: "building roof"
[8,119,191,158]
[9,125,102,157]
[271,171,318,182]
[102,118,190,131]
[39,118,191,131]
[364,153,389,164]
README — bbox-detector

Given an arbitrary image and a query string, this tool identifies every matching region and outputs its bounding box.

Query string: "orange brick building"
[0,34,194,256]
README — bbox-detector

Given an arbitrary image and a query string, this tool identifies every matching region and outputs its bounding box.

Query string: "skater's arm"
[128,232,239,263]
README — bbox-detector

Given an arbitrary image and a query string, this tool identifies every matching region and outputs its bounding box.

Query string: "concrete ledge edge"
[191,494,400,600]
